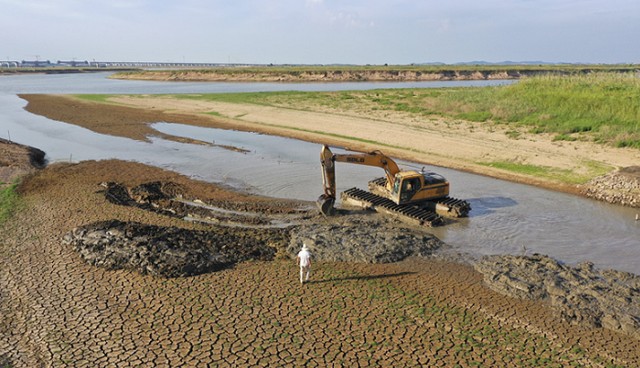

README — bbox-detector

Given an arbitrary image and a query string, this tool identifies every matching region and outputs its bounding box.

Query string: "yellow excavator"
[317,144,470,226]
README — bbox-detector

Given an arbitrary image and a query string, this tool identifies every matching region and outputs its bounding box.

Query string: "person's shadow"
[307,271,415,284]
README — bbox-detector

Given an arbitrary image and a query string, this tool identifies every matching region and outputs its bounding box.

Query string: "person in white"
[296,243,312,284]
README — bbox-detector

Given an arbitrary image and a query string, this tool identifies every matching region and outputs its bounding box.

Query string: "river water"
[1,72,638,274]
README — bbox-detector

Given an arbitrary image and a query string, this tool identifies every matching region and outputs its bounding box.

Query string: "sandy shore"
[0,94,639,365]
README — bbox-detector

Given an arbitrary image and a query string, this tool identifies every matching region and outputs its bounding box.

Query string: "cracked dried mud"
[1,158,640,367]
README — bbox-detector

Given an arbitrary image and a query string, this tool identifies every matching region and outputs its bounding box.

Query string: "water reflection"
[467,196,519,217]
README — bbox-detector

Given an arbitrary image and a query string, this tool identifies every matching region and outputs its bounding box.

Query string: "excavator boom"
[319,145,402,215]
[320,145,398,197]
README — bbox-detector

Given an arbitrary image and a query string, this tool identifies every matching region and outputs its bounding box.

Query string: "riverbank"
[19,93,640,204]
[113,68,526,82]
[111,64,640,82]
[1,146,639,366]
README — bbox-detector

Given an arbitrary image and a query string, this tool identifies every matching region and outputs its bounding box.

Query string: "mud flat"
[62,180,443,277]
[2,139,640,366]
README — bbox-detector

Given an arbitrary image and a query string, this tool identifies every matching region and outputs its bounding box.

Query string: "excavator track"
[368,177,471,218]
[341,187,445,227]
[432,197,472,217]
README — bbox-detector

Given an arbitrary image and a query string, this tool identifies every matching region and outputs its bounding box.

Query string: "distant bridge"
[0,60,258,69]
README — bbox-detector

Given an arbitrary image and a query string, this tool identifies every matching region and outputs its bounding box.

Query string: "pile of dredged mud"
[63,219,282,277]
[63,181,444,277]
[475,254,640,340]
[0,138,45,186]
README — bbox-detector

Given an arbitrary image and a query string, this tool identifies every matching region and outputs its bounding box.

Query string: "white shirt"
[297,249,311,267]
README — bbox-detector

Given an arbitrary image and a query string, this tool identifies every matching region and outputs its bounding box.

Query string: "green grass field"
[433,72,640,148]
[0,182,20,226]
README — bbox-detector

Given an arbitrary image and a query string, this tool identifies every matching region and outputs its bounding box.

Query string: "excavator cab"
[392,175,419,203]
[390,171,449,205]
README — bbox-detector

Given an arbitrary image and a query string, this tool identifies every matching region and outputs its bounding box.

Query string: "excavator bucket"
[316,194,335,216]
[318,144,337,216]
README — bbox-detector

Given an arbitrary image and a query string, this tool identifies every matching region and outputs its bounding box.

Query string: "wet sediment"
[0,138,45,186]
[65,180,445,278]
[475,254,640,339]
[63,219,280,277]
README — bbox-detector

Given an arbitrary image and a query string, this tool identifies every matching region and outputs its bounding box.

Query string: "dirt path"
[2,160,639,367]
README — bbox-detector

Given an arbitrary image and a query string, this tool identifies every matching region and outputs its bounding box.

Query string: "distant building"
[57,60,91,67]
[0,61,19,68]
[20,60,55,67]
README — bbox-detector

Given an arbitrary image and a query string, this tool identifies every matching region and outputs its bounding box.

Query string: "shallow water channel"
[1,73,639,274]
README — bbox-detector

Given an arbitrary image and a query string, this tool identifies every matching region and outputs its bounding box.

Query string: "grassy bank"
[0,182,20,226]
[479,160,611,185]
[435,72,640,148]
[113,72,637,149]
[69,72,637,187]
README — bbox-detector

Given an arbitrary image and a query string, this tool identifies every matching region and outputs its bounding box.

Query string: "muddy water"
[152,123,640,274]
[1,73,638,274]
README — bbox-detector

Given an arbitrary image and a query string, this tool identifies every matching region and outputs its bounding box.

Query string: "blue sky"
[2,0,638,64]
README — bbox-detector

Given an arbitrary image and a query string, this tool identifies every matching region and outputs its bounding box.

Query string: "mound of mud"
[100,181,186,213]
[475,254,640,339]
[0,138,46,186]
[63,220,284,277]
[288,216,443,263]
[72,181,447,276]
[0,138,46,168]
[581,166,640,207]
[100,181,313,227]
